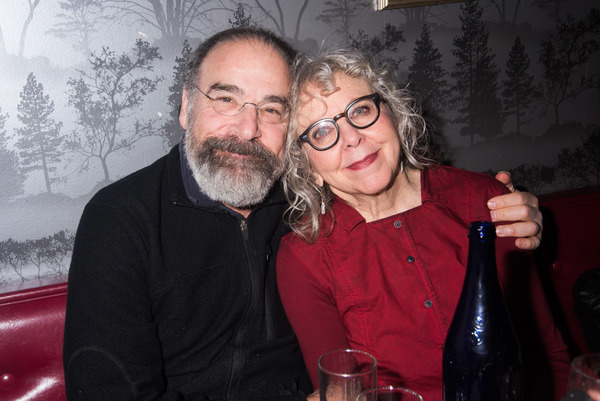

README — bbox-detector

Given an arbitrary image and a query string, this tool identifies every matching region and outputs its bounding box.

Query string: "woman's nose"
[339,121,364,149]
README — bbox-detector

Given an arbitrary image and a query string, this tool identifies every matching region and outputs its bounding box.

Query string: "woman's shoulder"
[428,165,508,195]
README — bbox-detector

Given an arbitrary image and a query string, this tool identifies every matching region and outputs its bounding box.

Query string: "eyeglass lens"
[304,95,380,150]
[201,89,288,124]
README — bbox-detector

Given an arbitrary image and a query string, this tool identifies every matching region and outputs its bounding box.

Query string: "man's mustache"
[204,136,275,160]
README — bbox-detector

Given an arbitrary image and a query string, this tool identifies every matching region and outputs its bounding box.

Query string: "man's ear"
[179,87,189,130]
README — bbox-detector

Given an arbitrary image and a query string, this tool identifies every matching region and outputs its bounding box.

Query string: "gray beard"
[184,131,284,209]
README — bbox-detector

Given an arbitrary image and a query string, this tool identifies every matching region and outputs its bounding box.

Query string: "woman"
[276,49,571,401]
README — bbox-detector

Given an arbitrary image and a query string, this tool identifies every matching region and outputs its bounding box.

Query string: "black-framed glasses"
[195,86,289,124]
[299,93,383,151]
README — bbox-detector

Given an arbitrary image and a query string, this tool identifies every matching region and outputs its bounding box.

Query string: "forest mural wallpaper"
[0,0,598,286]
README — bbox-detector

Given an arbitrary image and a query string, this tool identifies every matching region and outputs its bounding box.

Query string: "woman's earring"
[400,161,404,174]
[321,198,326,215]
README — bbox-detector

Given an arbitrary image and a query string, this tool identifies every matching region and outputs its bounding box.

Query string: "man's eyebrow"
[208,83,244,96]
[208,83,289,106]
[264,95,289,106]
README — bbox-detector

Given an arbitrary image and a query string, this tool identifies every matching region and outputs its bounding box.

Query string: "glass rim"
[318,348,377,377]
[357,385,424,401]
[571,353,600,383]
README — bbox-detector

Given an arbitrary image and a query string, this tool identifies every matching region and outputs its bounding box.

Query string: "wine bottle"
[443,221,523,401]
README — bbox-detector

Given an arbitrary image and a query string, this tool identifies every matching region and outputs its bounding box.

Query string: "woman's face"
[297,72,401,202]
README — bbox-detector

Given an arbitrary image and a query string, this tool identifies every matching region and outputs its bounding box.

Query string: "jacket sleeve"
[63,201,180,401]
[276,235,350,388]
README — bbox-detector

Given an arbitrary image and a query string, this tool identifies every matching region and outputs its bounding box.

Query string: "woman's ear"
[312,171,324,187]
[179,87,189,130]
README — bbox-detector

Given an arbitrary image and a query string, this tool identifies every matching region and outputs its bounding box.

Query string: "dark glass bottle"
[443,221,523,401]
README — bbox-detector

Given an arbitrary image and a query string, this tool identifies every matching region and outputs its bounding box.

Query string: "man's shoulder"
[90,151,174,205]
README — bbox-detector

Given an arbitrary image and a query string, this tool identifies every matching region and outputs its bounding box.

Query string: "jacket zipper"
[226,218,258,399]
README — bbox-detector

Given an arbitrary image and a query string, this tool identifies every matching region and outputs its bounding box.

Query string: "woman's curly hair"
[283,48,436,243]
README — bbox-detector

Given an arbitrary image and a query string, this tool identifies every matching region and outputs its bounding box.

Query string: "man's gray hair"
[184,27,297,107]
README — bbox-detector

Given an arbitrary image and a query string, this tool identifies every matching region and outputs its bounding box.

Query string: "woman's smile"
[345,151,379,170]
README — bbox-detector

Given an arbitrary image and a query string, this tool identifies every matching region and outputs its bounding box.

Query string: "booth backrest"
[0,276,68,400]
[537,186,600,356]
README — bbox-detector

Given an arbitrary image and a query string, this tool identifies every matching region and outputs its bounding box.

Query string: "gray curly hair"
[283,48,435,243]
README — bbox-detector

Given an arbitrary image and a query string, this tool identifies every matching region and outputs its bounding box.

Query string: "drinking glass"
[562,353,600,401]
[357,386,423,401]
[318,349,377,401]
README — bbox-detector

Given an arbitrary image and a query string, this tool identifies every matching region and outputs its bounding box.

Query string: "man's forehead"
[197,40,292,99]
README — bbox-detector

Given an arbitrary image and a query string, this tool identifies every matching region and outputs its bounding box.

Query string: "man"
[63,27,542,401]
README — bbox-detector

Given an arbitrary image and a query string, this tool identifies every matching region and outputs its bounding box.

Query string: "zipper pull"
[240,219,249,240]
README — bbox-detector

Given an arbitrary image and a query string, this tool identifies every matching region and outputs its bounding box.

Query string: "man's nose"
[235,103,260,140]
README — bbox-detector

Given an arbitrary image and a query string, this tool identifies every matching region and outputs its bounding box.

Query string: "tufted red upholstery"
[537,186,600,356]
[0,276,68,400]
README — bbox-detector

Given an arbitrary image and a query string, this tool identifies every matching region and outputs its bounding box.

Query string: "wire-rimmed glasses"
[195,86,289,124]
[298,93,383,151]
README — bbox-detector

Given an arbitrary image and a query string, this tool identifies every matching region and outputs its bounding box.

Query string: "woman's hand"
[307,390,320,401]
[488,171,543,250]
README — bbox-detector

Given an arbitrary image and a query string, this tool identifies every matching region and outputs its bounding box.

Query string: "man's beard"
[184,130,285,210]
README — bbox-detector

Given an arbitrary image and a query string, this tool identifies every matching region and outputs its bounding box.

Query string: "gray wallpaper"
[0,0,598,285]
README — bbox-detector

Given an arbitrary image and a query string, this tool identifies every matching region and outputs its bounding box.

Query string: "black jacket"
[63,145,311,401]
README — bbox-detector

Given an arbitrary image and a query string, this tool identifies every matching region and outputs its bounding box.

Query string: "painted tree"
[502,36,537,135]
[508,163,555,194]
[253,0,308,41]
[317,0,370,42]
[18,0,42,58]
[47,0,106,56]
[0,110,25,201]
[66,40,163,183]
[490,0,524,24]
[104,0,226,45]
[409,24,450,116]
[163,40,192,148]
[349,24,405,72]
[451,0,503,144]
[538,9,600,126]
[556,130,600,188]
[408,24,451,161]
[0,26,6,56]
[533,0,567,24]
[15,73,64,194]
[229,3,255,28]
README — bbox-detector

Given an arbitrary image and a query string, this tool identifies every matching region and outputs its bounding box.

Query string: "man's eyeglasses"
[195,86,289,124]
[298,93,383,151]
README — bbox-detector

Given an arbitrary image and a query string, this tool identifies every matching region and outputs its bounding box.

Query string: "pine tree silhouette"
[15,73,64,194]
[451,0,503,144]
[502,36,538,135]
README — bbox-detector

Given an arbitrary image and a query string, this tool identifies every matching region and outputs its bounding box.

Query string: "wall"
[0,0,598,286]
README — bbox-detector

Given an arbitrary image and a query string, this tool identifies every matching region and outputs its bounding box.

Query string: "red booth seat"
[537,186,600,356]
[0,276,68,400]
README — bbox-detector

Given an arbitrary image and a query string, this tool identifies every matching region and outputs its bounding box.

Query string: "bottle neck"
[465,221,502,296]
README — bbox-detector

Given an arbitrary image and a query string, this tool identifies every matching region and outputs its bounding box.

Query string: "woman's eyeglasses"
[298,93,383,151]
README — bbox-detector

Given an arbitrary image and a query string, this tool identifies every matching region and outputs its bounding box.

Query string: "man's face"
[179,39,292,210]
